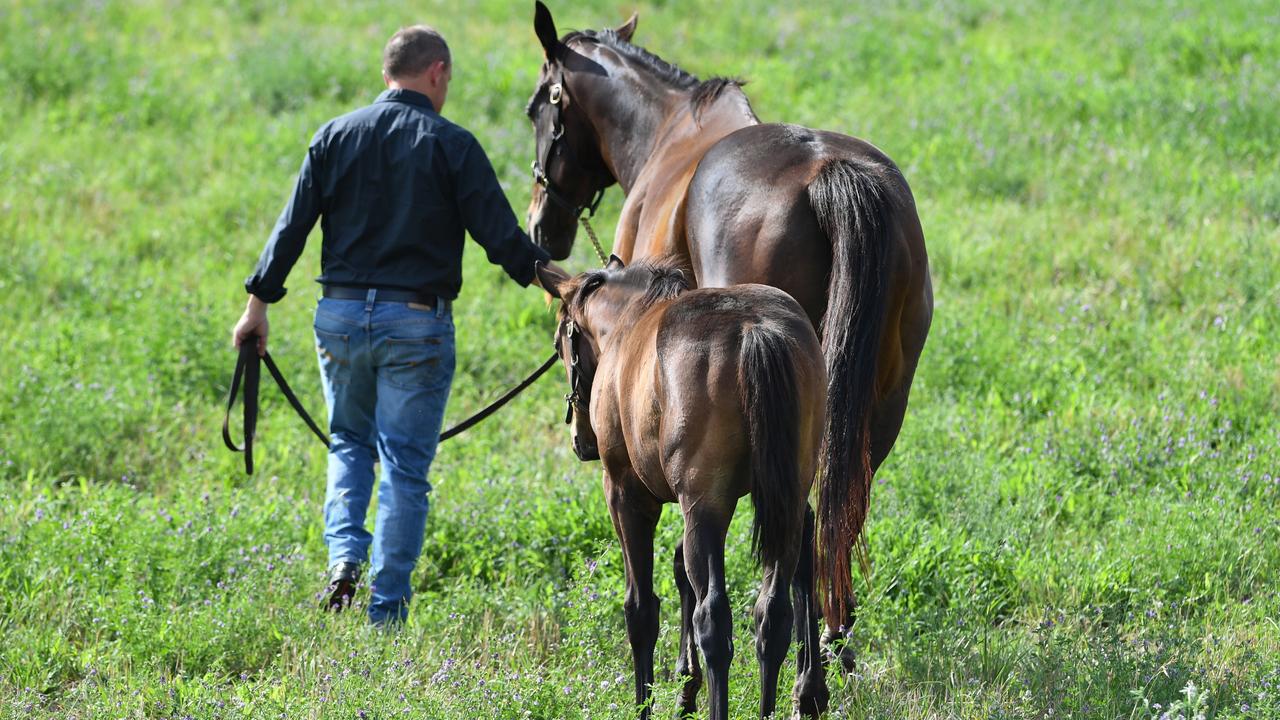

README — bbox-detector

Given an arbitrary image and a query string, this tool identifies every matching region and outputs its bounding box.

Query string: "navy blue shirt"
[245,89,550,302]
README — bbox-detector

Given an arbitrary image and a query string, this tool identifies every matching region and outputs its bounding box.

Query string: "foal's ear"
[606,254,626,270]
[615,12,638,43]
[535,260,571,299]
[534,1,560,59]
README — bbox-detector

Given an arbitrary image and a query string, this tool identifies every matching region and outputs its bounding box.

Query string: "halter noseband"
[531,75,606,221]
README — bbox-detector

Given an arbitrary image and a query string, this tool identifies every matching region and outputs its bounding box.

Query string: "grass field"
[2,0,1279,718]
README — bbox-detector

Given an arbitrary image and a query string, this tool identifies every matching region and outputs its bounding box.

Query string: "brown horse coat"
[526,4,933,638]
[538,258,829,720]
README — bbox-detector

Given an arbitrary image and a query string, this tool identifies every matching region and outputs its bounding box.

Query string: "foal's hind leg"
[673,539,703,717]
[754,528,798,718]
[791,506,829,717]
[682,504,735,720]
[607,482,663,720]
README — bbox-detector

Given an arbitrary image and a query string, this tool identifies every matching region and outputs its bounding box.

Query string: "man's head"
[382,25,452,111]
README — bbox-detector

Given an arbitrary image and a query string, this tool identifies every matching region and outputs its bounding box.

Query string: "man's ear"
[535,261,571,299]
[534,1,560,59]
[429,61,447,86]
[606,254,626,270]
[615,12,638,43]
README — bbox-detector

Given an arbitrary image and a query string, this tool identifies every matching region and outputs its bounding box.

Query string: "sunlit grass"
[1,0,1278,718]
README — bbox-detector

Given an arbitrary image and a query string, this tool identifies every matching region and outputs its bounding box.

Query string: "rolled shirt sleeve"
[244,143,323,302]
[451,133,550,286]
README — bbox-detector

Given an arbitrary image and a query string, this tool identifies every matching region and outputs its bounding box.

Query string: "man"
[231,25,557,625]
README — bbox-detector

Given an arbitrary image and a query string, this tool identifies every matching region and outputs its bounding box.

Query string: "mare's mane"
[563,29,747,116]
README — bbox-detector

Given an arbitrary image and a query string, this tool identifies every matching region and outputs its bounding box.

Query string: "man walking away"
[231,25,559,625]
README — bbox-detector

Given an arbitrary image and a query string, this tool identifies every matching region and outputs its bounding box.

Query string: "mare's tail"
[807,158,895,623]
[740,325,805,570]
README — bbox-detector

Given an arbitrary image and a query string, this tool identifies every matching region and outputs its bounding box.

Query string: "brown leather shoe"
[322,561,361,612]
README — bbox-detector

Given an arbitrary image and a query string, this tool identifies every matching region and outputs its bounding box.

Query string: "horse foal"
[538,257,829,720]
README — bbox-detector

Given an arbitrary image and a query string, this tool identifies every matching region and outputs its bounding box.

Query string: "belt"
[322,286,448,310]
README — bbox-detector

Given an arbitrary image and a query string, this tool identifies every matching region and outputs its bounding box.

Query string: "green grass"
[2,0,1279,717]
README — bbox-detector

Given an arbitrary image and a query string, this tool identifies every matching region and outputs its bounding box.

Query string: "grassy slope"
[1,0,1278,717]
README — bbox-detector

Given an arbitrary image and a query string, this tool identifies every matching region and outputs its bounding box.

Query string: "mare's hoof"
[792,677,830,718]
[820,634,857,675]
[675,682,700,718]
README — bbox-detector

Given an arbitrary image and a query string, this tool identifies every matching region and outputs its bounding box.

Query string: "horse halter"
[560,317,588,424]
[531,73,606,222]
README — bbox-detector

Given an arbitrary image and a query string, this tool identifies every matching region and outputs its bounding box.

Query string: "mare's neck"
[573,48,758,193]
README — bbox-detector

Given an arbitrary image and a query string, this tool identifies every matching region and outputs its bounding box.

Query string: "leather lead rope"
[223,339,330,475]
[224,338,559,475]
[438,352,559,442]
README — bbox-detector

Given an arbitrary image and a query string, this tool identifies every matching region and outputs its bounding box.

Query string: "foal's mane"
[636,257,691,308]
[564,29,748,117]
[564,258,690,317]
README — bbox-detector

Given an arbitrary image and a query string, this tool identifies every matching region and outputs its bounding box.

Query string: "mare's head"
[536,255,689,461]
[525,2,634,259]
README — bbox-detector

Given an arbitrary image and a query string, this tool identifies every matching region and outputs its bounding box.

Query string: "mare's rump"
[684,123,911,622]
[683,123,899,325]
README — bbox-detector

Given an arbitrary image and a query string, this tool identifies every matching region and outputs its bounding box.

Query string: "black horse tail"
[740,324,805,570]
[807,158,894,624]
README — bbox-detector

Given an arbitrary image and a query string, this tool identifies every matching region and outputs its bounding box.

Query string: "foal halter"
[559,317,589,425]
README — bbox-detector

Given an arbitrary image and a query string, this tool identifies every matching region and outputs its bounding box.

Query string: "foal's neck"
[586,291,664,354]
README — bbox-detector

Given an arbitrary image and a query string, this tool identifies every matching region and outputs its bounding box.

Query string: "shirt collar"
[376,88,437,112]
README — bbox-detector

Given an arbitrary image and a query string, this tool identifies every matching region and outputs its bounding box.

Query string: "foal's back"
[609,283,826,504]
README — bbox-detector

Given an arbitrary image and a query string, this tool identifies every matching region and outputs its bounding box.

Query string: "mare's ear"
[534,1,560,59]
[615,12,638,43]
[535,260,571,299]
[606,254,626,270]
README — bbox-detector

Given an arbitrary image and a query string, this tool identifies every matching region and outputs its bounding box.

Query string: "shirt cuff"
[244,276,287,303]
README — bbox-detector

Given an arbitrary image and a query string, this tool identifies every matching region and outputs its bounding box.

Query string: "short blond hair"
[383,25,451,79]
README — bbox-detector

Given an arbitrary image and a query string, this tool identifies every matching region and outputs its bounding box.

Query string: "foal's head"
[536,256,689,461]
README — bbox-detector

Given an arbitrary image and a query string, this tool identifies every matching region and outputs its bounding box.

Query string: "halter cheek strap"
[531,76,607,224]
[562,318,588,424]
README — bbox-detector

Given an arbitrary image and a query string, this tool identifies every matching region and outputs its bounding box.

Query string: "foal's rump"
[654,284,826,566]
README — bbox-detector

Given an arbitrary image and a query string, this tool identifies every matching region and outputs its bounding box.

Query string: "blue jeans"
[313,291,455,624]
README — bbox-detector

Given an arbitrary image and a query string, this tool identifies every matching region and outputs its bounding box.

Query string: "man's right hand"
[232,295,270,357]
[532,261,570,291]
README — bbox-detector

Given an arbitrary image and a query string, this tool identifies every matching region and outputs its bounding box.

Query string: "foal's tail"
[740,325,805,570]
[807,158,895,623]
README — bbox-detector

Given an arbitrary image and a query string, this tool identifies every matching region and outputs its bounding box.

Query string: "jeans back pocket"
[382,333,454,391]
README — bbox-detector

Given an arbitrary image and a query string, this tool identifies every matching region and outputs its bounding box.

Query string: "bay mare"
[525,2,934,652]
[537,257,829,719]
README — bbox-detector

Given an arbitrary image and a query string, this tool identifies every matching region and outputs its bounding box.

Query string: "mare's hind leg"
[673,538,703,717]
[682,504,735,720]
[606,482,663,720]
[822,379,915,673]
[754,523,799,718]
[821,600,859,674]
[792,505,829,717]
